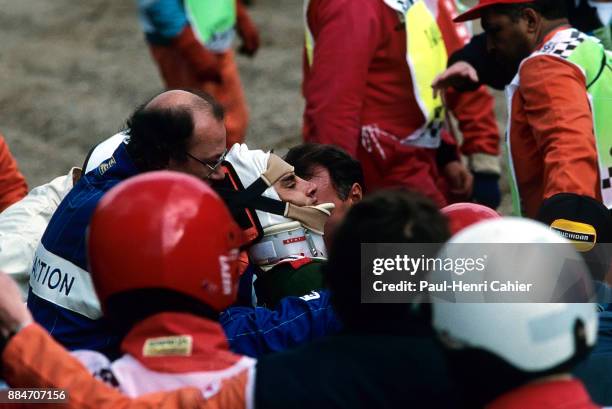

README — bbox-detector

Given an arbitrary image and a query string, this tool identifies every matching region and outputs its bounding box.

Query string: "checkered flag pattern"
[425,106,444,138]
[540,30,586,60]
[602,166,612,190]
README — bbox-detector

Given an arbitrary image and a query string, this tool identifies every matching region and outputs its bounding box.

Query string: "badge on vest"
[143,335,194,357]
[550,219,597,253]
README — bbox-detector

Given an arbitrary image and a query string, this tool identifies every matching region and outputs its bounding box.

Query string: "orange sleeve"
[445,86,501,158]
[519,55,599,201]
[0,135,28,212]
[2,323,249,409]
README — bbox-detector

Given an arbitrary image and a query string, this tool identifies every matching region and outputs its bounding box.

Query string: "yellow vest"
[304,0,448,148]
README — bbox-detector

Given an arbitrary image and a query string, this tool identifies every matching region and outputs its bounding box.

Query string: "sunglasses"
[186,148,228,179]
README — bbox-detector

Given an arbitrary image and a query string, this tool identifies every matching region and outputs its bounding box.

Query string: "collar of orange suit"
[120,312,242,373]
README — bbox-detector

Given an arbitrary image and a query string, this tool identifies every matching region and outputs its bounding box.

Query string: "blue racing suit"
[222,290,342,357]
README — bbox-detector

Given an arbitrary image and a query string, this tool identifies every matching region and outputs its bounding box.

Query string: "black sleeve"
[447,33,514,91]
[436,137,460,169]
[568,0,602,34]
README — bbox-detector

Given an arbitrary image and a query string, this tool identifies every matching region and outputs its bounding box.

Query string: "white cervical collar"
[225,144,334,268]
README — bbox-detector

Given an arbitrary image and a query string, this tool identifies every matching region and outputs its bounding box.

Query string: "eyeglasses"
[186,148,228,178]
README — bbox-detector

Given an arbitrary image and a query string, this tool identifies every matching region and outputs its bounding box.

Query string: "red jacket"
[0,134,27,212]
[487,379,599,409]
[303,0,499,204]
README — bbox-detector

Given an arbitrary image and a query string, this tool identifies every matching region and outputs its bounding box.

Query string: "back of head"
[88,171,243,333]
[284,143,364,199]
[432,217,598,406]
[326,190,450,333]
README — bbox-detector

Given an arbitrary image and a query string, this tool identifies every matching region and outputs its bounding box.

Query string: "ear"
[347,183,363,204]
[523,7,541,33]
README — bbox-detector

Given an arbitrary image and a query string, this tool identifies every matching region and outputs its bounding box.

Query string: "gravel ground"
[0,0,304,187]
[0,0,511,213]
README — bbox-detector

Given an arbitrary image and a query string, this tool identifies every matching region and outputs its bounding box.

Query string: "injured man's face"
[222,143,320,211]
[273,171,318,207]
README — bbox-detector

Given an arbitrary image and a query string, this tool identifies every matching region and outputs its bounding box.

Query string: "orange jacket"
[0,135,27,212]
[508,27,600,218]
[2,323,249,409]
[68,312,255,397]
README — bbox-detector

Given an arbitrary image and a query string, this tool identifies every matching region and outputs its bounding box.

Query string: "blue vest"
[28,143,139,357]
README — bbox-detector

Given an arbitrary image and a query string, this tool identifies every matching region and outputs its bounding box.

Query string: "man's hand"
[0,271,32,338]
[432,61,479,97]
[443,160,474,199]
[236,1,260,57]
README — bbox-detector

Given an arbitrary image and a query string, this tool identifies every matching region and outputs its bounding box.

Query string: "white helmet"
[221,144,333,269]
[432,217,598,372]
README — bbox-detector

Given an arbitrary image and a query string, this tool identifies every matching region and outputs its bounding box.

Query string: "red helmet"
[88,171,244,313]
[441,203,501,235]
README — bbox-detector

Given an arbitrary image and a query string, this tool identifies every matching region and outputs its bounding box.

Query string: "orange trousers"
[149,46,249,147]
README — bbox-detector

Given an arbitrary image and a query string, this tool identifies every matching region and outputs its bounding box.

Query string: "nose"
[305,179,317,198]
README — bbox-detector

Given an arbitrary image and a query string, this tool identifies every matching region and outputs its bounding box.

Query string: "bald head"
[124,89,226,175]
[145,89,195,110]
[145,89,224,122]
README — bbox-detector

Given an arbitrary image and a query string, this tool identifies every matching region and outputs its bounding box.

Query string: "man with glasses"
[26,89,230,358]
[185,148,227,179]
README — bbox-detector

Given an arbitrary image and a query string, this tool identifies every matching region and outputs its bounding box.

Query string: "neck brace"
[249,210,332,270]
[212,144,334,267]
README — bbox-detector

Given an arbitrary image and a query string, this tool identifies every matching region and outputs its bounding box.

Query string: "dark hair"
[284,143,364,200]
[491,0,567,21]
[124,90,224,172]
[324,190,450,333]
